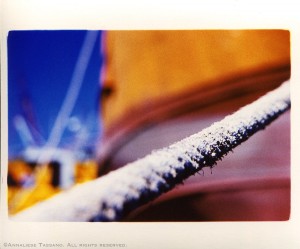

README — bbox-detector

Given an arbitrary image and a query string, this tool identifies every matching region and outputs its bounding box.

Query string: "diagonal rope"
[12,81,291,222]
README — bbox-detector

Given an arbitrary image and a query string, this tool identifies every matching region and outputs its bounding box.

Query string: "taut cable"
[12,81,290,221]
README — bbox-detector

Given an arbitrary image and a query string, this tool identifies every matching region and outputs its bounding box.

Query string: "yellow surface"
[102,30,290,128]
[8,160,98,214]
[75,160,98,184]
[8,164,60,214]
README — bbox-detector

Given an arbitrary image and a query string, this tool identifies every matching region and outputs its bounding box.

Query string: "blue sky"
[8,30,103,158]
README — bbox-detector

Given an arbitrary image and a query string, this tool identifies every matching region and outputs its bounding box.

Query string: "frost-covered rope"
[12,81,290,222]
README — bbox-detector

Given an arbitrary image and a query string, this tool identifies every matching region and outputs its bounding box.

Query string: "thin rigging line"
[8,31,99,214]
[38,30,99,163]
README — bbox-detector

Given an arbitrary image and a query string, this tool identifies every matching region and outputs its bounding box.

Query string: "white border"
[1,1,300,249]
